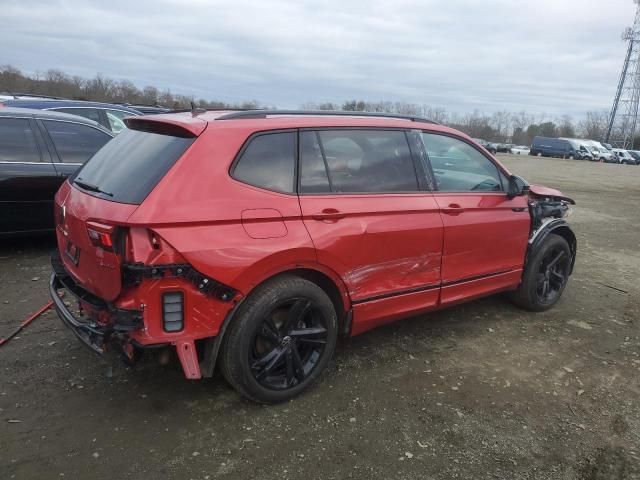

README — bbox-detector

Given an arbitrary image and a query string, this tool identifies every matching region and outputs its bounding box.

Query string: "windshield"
[73,128,195,204]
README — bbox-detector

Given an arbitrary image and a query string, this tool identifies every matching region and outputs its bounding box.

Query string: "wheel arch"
[527,220,577,275]
[199,265,352,377]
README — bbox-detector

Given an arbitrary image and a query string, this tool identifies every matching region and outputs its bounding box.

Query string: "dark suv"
[0,107,113,236]
[50,110,576,403]
[0,99,141,134]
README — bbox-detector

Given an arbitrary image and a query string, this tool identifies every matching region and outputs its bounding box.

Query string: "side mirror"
[507,174,529,199]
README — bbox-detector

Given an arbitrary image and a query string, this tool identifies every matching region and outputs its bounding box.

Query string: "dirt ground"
[1,154,639,480]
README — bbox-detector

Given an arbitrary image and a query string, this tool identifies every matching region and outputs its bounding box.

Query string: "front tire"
[510,234,572,312]
[220,276,338,403]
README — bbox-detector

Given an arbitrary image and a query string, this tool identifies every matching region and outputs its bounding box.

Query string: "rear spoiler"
[124,116,206,138]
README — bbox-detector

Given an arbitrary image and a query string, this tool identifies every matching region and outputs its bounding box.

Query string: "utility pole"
[606,0,640,149]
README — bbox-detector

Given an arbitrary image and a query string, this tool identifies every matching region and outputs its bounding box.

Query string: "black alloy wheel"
[220,276,338,403]
[535,245,570,305]
[249,298,328,390]
[510,233,572,312]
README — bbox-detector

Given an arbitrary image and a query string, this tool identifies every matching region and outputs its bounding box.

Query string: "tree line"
[1,65,615,145]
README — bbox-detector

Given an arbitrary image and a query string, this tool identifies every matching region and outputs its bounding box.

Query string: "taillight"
[86,221,115,251]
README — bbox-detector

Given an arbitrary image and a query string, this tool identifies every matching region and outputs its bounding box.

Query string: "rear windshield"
[72,128,195,204]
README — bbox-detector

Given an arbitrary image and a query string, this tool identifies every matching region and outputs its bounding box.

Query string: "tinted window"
[233,132,295,193]
[312,129,418,193]
[0,118,41,162]
[299,131,330,193]
[73,128,195,204]
[55,107,102,124]
[422,133,503,192]
[43,120,111,163]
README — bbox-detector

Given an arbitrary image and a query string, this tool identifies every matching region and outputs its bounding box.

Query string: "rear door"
[0,116,60,233]
[298,128,444,333]
[420,132,530,305]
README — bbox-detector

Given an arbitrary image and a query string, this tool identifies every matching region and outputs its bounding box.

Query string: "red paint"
[52,112,566,379]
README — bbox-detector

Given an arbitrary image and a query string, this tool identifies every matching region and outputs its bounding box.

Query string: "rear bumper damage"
[50,251,143,354]
[49,250,237,380]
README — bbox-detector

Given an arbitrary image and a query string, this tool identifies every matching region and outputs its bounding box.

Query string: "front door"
[420,132,530,305]
[297,128,444,334]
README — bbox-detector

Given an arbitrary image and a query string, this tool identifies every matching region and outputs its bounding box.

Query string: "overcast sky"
[1,0,634,117]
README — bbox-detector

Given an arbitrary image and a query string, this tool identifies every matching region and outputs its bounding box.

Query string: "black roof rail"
[215,109,440,124]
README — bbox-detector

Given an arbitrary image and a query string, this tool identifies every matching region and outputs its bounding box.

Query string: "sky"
[0,0,635,117]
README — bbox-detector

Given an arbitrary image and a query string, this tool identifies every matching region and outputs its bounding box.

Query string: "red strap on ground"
[0,298,58,347]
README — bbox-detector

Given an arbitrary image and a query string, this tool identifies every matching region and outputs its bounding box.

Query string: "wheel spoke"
[284,299,311,333]
[291,347,306,382]
[289,326,327,338]
[546,251,565,270]
[542,279,550,299]
[251,347,285,379]
[258,319,280,344]
[285,351,294,387]
[550,270,565,284]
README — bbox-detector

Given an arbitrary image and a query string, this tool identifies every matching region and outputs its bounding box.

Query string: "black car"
[0,99,142,134]
[0,107,113,236]
[473,138,498,154]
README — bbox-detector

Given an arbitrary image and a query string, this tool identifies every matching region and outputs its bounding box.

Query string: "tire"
[220,275,338,403]
[537,152,543,157]
[510,234,572,312]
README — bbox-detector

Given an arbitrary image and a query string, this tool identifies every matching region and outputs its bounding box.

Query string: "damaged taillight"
[86,221,115,251]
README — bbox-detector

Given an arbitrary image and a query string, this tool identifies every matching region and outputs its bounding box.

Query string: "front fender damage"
[526,187,577,274]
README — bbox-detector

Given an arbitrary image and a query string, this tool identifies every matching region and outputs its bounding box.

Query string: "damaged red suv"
[50,110,576,403]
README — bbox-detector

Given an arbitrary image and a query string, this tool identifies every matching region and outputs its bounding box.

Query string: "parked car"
[510,145,530,155]
[561,138,614,162]
[0,107,113,236]
[612,148,636,164]
[563,139,594,161]
[472,138,498,154]
[50,110,576,403]
[626,150,640,165]
[496,143,514,153]
[0,99,142,134]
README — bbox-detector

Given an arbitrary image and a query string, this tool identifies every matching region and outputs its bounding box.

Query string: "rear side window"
[0,118,41,162]
[43,120,111,163]
[300,129,418,193]
[232,132,296,193]
[422,133,503,192]
[73,128,194,204]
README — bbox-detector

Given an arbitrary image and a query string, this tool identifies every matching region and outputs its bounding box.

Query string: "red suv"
[50,110,576,403]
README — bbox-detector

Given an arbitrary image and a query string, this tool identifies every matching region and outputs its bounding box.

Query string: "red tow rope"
[0,298,59,347]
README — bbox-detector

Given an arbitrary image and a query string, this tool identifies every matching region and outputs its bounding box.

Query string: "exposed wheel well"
[271,269,348,328]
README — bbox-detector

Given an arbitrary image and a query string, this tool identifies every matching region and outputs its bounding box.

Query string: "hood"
[529,184,575,205]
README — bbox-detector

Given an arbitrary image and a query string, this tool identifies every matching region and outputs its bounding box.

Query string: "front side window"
[233,132,296,193]
[0,118,41,162]
[421,133,503,192]
[43,120,112,163]
[300,129,418,193]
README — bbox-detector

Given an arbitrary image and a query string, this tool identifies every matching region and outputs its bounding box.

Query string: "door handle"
[311,208,345,221]
[441,203,465,215]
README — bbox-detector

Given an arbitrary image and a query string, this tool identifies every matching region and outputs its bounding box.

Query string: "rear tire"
[220,276,338,403]
[510,234,571,312]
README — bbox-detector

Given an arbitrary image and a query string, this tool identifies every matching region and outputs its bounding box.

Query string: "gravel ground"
[1,154,639,480]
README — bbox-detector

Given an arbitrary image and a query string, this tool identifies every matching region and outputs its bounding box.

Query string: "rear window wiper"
[74,179,113,197]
